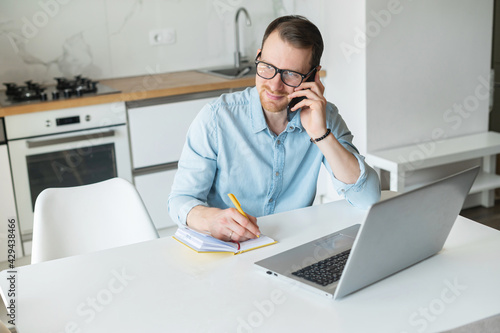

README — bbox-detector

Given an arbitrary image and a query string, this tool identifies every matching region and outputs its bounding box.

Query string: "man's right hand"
[186,205,260,242]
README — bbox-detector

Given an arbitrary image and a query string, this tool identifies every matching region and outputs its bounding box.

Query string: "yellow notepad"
[173,227,277,255]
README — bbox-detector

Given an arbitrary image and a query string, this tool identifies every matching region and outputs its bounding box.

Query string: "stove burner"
[2,76,103,104]
[54,75,99,98]
[3,81,47,102]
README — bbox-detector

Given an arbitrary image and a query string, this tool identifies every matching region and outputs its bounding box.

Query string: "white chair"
[0,320,9,333]
[31,178,159,264]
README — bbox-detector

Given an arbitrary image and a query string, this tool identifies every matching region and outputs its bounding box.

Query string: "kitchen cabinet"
[0,144,23,261]
[127,90,228,230]
[133,169,177,231]
[128,91,224,168]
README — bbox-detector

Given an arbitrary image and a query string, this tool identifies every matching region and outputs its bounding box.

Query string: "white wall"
[366,0,493,152]
[282,1,368,154]
[317,0,493,155]
[0,0,278,83]
[322,0,368,154]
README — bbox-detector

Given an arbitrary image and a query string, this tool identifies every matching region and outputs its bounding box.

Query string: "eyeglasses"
[254,52,317,88]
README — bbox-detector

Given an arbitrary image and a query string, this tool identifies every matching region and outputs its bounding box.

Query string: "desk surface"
[1,200,500,332]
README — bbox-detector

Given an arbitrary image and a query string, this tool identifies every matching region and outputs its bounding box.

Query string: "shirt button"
[275,172,279,176]
[289,126,294,130]
[269,198,273,203]
[277,140,281,145]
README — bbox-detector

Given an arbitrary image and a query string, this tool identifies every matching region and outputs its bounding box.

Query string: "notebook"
[255,166,479,300]
[174,227,277,254]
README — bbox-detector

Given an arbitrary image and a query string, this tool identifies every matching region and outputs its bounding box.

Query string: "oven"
[5,102,132,239]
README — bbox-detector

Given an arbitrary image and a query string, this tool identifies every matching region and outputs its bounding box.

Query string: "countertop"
[0,70,256,117]
[0,69,326,117]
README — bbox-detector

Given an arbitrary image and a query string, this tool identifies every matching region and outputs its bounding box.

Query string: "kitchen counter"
[0,70,256,117]
[0,69,326,117]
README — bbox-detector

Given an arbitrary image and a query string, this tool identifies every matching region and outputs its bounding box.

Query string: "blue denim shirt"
[168,87,380,226]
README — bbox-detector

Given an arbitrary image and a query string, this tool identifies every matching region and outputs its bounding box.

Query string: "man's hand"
[287,68,361,184]
[186,206,260,242]
[287,68,328,139]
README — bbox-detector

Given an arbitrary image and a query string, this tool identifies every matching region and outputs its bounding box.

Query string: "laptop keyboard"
[291,249,351,286]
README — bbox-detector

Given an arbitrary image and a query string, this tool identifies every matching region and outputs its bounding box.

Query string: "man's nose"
[268,73,285,91]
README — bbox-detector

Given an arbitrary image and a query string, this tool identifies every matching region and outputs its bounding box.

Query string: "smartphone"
[287,68,317,121]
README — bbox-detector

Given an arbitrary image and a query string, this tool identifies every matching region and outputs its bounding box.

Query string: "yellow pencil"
[228,193,259,238]
[227,193,248,218]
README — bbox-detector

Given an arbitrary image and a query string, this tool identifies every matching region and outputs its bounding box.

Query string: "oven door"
[8,124,132,237]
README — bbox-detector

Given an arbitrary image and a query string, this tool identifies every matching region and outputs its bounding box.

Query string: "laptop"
[255,166,479,300]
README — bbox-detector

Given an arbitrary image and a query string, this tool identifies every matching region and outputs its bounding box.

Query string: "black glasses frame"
[254,52,317,88]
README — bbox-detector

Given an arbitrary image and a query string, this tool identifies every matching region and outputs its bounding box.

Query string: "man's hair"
[261,15,324,69]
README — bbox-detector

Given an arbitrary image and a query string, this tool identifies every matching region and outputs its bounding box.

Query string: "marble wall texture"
[0,0,313,85]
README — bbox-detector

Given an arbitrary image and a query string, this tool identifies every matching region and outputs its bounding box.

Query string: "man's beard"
[258,87,290,113]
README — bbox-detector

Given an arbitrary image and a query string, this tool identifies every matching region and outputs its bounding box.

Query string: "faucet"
[234,7,251,69]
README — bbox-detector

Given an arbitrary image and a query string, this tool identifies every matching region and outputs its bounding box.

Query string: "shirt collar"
[250,87,304,134]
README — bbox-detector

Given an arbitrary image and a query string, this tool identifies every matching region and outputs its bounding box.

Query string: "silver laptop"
[255,166,479,300]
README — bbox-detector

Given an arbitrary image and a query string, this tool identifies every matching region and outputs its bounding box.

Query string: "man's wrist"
[310,128,331,143]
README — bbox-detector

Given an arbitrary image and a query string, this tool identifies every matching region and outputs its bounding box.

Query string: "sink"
[199,64,256,79]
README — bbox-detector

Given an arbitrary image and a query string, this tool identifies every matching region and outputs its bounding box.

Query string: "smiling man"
[168,15,380,242]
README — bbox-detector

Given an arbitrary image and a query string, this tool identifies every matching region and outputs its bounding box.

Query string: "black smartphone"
[287,68,317,121]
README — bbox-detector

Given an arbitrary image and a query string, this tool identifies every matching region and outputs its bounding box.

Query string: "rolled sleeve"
[327,153,381,209]
[169,198,208,226]
[324,103,381,209]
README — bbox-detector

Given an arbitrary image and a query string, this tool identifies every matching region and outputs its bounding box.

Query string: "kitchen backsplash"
[0,0,311,85]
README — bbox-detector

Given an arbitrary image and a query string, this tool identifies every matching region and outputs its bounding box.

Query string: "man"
[169,15,380,242]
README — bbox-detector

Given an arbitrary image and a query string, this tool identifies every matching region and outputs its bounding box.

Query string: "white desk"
[1,200,500,332]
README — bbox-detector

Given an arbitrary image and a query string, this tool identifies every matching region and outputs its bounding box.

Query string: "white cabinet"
[0,145,23,261]
[128,92,222,169]
[134,169,177,230]
[127,91,226,230]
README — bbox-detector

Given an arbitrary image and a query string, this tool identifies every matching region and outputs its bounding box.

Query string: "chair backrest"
[0,320,10,333]
[31,178,159,264]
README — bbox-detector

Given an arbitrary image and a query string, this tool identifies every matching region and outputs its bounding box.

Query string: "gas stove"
[0,76,120,107]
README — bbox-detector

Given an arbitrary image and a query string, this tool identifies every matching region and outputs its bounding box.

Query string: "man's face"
[256,31,313,113]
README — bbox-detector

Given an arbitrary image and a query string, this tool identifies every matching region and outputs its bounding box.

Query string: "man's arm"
[168,102,260,241]
[315,132,360,184]
[315,128,380,209]
[288,70,380,208]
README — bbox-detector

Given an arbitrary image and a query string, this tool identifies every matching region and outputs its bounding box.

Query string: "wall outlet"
[149,28,176,46]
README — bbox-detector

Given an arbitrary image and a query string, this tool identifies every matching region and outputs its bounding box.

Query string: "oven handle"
[26,129,116,149]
